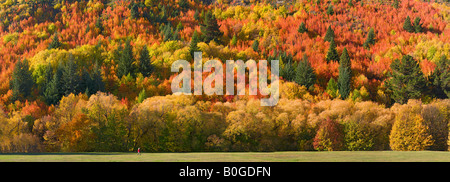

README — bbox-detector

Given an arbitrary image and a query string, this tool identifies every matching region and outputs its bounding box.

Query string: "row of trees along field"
[0,0,449,152]
[1,93,448,152]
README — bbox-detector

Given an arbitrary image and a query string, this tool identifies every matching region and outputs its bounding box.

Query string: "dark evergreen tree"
[61,54,80,96]
[280,59,296,82]
[348,0,354,7]
[90,61,105,95]
[44,64,63,105]
[432,55,450,98]
[48,33,61,49]
[130,2,139,19]
[298,22,308,33]
[326,38,339,62]
[324,25,335,42]
[173,22,183,41]
[44,73,60,105]
[10,59,34,101]
[414,17,423,33]
[85,24,90,34]
[38,64,53,96]
[294,54,316,89]
[194,9,200,21]
[160,23,173,42]
[139,46,153,77]
[385,55,426,104]
[392,0,399,9]
[189,30,201,60]
[80,68,92,96]
[200,10,223,43]
[363,27,375,49]
[158,5,168,24]
[116,39,135,79]
[403,16,414,33]
[327,5,334,15]
[338,48,352,99]
[252,39,259,52]
[178,0,189,9]
[95,17,104,34]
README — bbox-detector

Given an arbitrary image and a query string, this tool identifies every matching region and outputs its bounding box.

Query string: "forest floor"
[0,151,449,162]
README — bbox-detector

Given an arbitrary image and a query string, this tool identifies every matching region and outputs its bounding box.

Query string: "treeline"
[1,92,448,153]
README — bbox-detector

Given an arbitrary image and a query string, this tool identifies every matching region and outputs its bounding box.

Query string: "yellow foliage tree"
[389,112,433,151]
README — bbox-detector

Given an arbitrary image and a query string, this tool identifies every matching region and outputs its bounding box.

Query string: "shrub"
[389,102,434,151]
[343,120,374,151]
[280,81,307,100]
[313,118,344,151]
[422,101,449,150]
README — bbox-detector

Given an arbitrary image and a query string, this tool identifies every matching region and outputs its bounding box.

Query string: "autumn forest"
[0,0,449,153]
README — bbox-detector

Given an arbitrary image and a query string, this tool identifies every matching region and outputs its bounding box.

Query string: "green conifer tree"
[139,46,153,77]
[385,55,426,104]
[252,39,259,52]
[201,10,223,43]
[363,27,375,49]
[189,30,201,60]
[324,25,335,42]
[327,5,334,15]
[295,54,316,89]
[403,16,414,33]
[10,59,34,101]
[326,38,339,62]
[298,22,308,33]
[432,55,450,98]
[48,33,61,49]
[117,39,135,79]
[413,17,423,33]
[338,48,352,99]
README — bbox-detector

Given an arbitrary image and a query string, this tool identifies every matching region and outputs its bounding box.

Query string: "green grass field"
[0,151,449,162]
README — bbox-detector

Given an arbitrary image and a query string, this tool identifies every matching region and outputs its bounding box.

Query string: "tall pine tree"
[10,59,34,101]
[90,61,105,95]
[252,39,259,52]
[385,55,426,104]
[139,46,153,77]
[48,33,61,49]
[413,17,423,33]
[130,1,139,19]
[326,38,339,62]
[280,59,296,81]
[44,63,64,105]
[116,39,135,79]
[295,54,316,89]
[189,30,200,60]
[324,25,335,42]
[403,16,414,33]
[363,27,375,49]
[338,48,352,99]
[432,55,450,98]
[298,22,307,33]
[327,5,334,15]
[62,54,80,96]
[201,10,223,43]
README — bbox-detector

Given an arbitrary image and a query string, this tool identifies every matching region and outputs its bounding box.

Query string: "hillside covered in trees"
[0,0,449,152]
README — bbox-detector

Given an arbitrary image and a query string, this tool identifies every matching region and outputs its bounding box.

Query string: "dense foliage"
[0,0,449,152]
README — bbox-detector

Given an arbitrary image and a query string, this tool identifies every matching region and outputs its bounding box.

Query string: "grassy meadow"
[0,151,449,162]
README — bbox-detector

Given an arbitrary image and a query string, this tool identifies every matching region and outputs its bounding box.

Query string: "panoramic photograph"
[0,0,449,171]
